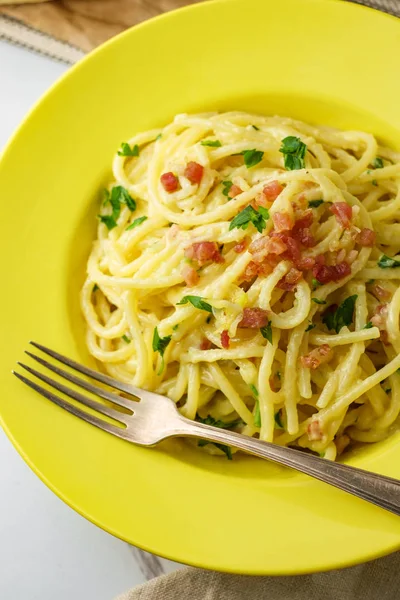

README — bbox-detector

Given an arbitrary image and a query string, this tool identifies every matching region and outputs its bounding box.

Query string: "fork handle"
[178,419,400,516]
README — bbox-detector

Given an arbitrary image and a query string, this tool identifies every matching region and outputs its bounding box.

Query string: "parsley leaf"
[378,254,400,269]
[308,199,324,208]
[249,384,259,397]
[155,133,162,141]
[364,321,373,329]
[312,298,326,305]
[251,125,260,131]
[322,295,357,334]
[372,157,384,169]
[222,180,233,197]
[177,295,213,313]
[274,410,284,429]
[197,439,232,460]
[279,136,307,170]
[152,327,171,375]
[254,399,261,427]
[229,205,269,234]
[241,149,264,168]
[118,142,139,157]
[99,215,118,230]
[126,216,148,230]
[196,414,242,429]
[122,334,131,343]
[372,179,378,186]
[305,322,315,332]
[93,284,99,293]
[260,321,272,343]
[312,278,321,291]
[201,139,222,147]
[172,324,179,331]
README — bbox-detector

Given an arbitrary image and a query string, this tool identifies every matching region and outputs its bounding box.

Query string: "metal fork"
[12,341,400,516]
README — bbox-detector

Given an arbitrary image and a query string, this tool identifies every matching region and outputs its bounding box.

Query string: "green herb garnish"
[196,414,242,429]
[260,321,273,343]
[322,295,357,334]
[249,384,259,397]
[93,284,99,293]
[99,215,118,230]
[177,295,213,313]
[118,142,139,157]
[305,322,316,332]
[279,136,307,170]
[172,324,179,331]
[378,254,400,269]
[100,185,136,229]
[155,133,162,141]
[241,149,264,168]
[229,205,269,234]
[274,410,284,429]
[364,321,373,329]
[254,399,261,427]
[152,327,172,375]
[197,439,232,460]
[312,298,326,305]
[122,334,131,343]
[308,199,324,208]
[372,180,378,186]
[201,139,222,147]
[312,277,321,291]
[222,180,233,197]
[372,157,384,169]
[126,216,148,230]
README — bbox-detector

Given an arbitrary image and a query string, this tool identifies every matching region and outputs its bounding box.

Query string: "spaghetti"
[81,112,400,460]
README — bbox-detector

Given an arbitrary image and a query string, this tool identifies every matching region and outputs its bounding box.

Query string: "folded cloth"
[115,553,400,600]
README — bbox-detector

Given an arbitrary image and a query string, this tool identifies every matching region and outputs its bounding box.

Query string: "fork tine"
[25,351,134,411]
[12,371,127,440]
[17,362,127,424]
[29,341,145,398]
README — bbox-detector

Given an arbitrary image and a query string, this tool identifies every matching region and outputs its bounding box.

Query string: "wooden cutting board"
[0,0,203,52]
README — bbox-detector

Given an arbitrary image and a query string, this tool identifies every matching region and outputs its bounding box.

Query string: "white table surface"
[0,39,178,600]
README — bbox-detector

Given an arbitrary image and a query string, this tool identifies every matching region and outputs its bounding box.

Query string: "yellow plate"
[1,0,400,575]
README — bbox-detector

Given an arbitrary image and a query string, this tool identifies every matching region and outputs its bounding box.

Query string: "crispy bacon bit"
[294,210,313,230]
[238,307,269,328]
[291,210,315,247]
[200,338,212,351]
[241,261,260,282]
[335,434,350,456]
[296,256,315,270]
[380,330,390,345]
[233,238,248,253]
[307,420,324,441]
[272,211,294,232]
[228,184,243,198]
[312,261,351,284]
[160,172,179,192]
[249,235,287,264]
[301,344,333,370]
[184,161,204,184]
[330,202,352,228]
[283,236,301,262]
[277,267,302,291]
[263,180,284,202]
[355,228,376,247]
[371,304,388,330]
[371,284,392,302]
[184,241,223,265]
[181,264,199,287]
[221,330,230,349]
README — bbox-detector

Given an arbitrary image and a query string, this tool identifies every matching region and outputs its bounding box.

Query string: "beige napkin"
[116,554,400,600]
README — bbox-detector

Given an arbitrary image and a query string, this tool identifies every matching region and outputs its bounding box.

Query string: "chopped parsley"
[312,298,326,305]
[118,142,139,157]
[364,321,373,329]
[241,149,264,168]
[249,384,259,397]
[177,295,212,313]
[254,399,261,427]
[155,133,162,141]
[126,215,148,230]
[99,185,137,230]
[305,322,316,332]
[378,254,400,269]
[274,410,284,429]
[222,180,233,197]
[197,439,232,460]
[372,157,384,169]
[201,139,222,147]
[196,414,242,429]
[251,124,260,131]
[172,324,179,331]
[308,199,324,208]
[229,205,269,234]
[92,284,99,293]
[122,334,131,343]
[312,277,321,290]
[152,327,171,375]
[279,136,307,170]
[322,295,357,334]
[260,321,273,343]
[372,179,378,186]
